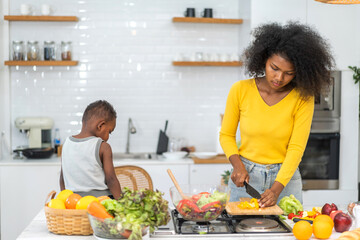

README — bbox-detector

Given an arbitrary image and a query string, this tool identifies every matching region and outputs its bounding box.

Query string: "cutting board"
[226,197,284,215]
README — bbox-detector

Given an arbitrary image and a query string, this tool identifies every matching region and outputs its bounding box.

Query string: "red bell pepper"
[191,192,210,202]
[201,201,221,211]
[177,199,201,215]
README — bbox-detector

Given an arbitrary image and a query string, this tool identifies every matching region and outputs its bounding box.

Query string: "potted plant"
[349,66,360,118]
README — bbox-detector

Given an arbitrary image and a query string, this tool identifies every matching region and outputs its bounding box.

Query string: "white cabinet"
[189,164,231,185]
[0,165,61,240]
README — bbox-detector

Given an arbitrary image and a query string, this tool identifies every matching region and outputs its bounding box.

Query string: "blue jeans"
[228,156,303,204]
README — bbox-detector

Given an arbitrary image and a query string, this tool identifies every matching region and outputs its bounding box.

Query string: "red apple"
[334,212,352,233]
[322,203,338,215]
[330,210,342,220]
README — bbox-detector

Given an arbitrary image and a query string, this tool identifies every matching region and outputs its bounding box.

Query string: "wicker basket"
[44,190,93,235]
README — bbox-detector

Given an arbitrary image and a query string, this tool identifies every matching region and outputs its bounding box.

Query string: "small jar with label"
[61,41,72,60]
[27,41,40,61]
[12,41,25,61]
[44,41,56,60]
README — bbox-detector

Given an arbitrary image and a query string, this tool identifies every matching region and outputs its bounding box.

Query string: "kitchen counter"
[17,207,351,240]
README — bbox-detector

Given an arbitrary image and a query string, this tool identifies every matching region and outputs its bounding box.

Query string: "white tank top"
[61,136,108,192]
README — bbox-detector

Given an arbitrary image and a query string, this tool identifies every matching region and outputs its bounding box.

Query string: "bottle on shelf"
[27,41,40,61]
[61,41,72,60]
[12,41,25,60]
[54,128,61,154]
[44,41,56,60]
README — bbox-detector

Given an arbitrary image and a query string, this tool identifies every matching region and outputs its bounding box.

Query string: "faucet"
[125,118,136,154]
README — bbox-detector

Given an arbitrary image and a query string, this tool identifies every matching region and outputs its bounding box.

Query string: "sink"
[112,152,157,160]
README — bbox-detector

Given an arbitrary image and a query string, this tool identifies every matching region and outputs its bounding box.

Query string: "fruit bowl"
[169,184,229,222]
[87,213,148,239]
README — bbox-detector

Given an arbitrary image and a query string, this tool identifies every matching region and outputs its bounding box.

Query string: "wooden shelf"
[192,155,229,164]
[4,15,78,22]
[173,61,242,67]
[5,61,78,66]
[172,17,243,24]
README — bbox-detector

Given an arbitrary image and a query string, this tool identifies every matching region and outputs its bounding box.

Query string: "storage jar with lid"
[44,41,56,60]
[12,41,25,61]
[27,41,40,61]
[61,41,72,60]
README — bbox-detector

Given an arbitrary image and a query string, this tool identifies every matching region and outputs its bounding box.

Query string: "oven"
[299,71,341,190]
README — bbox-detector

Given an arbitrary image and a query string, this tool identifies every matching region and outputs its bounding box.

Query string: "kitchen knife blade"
[244,181,261,199]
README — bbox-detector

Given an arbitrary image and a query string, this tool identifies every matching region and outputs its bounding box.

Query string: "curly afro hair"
[243,21,335,99]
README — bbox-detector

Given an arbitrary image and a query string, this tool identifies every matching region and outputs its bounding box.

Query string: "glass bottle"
[27,41,40,61]
[54,128,61,154]
[61,41,72,61]
[44,41,56,60]
[12,41,25,61]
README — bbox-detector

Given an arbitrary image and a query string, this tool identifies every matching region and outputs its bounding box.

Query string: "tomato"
[288,213,295,220]
[65,193,82,209]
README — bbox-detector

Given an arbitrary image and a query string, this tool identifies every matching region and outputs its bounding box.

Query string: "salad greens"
[100,187,170,240]
[196,190,227,209]
[279,194,303,215]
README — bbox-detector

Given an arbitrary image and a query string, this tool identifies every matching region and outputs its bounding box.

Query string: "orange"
[292,221,313,240]
[56,189,73,203]
[314,214,334,228]
[75,195,99,210]
[65,193,82,209]
[313,214,334,239]
[97,195,110,203]
[48,199,66,209]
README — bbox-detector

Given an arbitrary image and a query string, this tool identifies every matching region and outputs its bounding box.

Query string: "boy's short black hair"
[82,100,117,123]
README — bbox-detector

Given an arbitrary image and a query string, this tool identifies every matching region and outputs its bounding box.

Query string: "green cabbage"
[278,194,303,215]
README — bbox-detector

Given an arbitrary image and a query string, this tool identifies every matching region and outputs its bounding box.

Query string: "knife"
[244,181,261,199]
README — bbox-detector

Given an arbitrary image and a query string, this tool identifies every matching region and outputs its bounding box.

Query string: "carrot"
[87,201,113,219]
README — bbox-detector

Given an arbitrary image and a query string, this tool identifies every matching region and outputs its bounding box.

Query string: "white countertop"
[17,208,350,240]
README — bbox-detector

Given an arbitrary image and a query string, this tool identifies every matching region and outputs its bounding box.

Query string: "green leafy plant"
[221,170,231,185]
[349,66,360,119]
[349,66,360,84]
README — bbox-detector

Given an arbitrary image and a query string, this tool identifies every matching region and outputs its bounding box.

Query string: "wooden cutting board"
[226,197,284,215]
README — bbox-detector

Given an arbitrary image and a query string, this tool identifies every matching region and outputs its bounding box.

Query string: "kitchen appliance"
[300,71,341,190]
[156,120,169,154]
[151,209,293,238]
[15,117,54,148]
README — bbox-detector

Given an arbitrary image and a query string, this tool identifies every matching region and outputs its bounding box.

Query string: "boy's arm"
[59,167,65,191]
[100,142,122,199]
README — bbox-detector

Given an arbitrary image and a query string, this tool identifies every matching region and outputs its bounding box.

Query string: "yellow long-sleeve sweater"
[220,79,314,186]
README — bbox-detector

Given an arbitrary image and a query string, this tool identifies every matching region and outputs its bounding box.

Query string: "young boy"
[60,100,122,199]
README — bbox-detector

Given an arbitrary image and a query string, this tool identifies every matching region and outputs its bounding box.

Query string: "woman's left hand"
[258,181,284,208]
[258,189,278,208]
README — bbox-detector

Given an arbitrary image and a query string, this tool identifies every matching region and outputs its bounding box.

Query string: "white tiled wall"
[8,0,251,153]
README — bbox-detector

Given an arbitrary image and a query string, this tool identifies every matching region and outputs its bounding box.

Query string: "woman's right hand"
[231,166,249,187]
[229,154,249,187]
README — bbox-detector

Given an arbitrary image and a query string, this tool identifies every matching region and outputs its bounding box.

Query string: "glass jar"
[44,41,56,60]
[27,41,40,61]
[61,41,72,60]
[12,41,25,61]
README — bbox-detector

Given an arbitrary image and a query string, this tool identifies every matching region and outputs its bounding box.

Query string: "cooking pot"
[14,147,54,159]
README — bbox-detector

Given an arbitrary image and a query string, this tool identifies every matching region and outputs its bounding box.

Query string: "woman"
[220,22,335,208]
